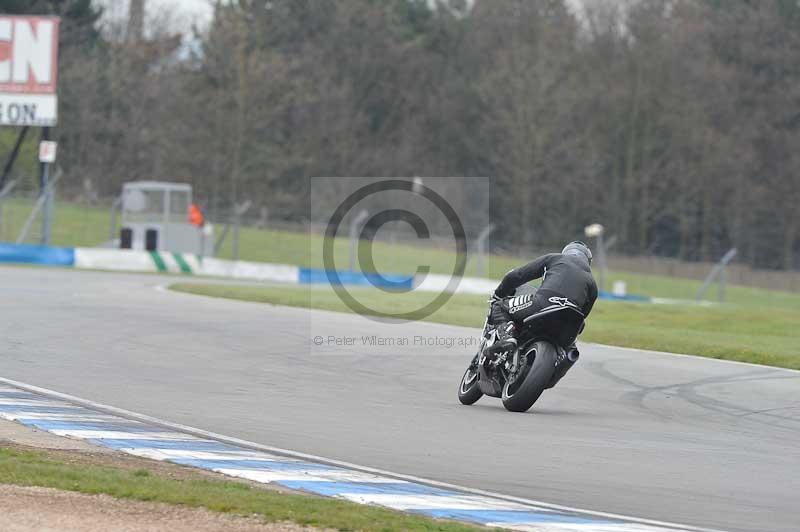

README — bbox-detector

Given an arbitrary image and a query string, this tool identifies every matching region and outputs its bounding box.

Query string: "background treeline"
[2,0,799,270]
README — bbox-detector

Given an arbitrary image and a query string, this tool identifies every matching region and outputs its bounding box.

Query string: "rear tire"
[501,341,557,413]
[458,359,483,405]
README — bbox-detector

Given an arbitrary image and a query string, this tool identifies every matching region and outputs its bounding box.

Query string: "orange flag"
[189,203,205,227]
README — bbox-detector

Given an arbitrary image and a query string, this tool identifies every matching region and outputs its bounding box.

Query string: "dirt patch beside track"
[0,484,322,532]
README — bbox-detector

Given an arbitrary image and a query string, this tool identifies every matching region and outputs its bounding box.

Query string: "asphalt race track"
[1,266,798,532]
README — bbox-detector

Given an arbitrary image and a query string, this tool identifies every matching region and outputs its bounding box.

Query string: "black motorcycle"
[458,296,584,412]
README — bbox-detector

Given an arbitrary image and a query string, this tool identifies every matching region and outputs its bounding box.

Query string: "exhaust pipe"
[546,347,579,389]
[567,347,580,363]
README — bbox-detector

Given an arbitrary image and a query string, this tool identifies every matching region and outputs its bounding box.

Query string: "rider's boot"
[483,321,518,357]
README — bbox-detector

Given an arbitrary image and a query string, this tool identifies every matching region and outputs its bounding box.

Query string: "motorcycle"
[458,295,584,412]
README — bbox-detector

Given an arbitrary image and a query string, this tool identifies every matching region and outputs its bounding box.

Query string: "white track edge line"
[584,342,800,375]
[0,376,725,532]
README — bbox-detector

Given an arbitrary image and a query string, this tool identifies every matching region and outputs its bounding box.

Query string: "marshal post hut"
[119,181,212,256]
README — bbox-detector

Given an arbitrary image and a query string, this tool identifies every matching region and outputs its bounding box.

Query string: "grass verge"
[0,447,487,532]
[171,283,800,370]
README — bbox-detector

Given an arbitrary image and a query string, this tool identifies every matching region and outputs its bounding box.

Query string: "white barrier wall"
[198,258,299,283]
[414,273,496,296]
[74,248,158,272]
[74,248,300,284]
[73,248,492,295]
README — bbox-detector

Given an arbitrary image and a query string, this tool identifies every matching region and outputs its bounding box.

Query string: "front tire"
[458,358,483,405]
[502,341,557,412]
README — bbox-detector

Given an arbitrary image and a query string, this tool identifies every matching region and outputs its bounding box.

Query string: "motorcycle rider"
[486,241,598,356]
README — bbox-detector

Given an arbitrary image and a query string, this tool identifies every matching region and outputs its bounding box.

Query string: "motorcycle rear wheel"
[501,340,557,412]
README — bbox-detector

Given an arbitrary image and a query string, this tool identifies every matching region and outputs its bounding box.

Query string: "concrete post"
[349,209,369,272]
[475,223,495,277]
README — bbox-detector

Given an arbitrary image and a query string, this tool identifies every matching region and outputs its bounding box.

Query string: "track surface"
[1,266,798,532]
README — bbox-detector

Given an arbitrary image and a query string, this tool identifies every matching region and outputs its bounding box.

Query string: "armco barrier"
[0,242,652,301]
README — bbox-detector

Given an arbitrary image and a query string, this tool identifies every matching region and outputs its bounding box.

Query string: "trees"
[699,0,800,268]
[4,0,798,270]
[468,1,587,249]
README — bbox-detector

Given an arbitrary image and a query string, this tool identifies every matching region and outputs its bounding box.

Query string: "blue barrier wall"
[0,242,75,267]
[298,268,414,290]
[598,291,651,302]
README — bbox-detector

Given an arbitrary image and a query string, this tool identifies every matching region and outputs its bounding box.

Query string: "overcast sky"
[149,0,214,22]
[97,0,214,32]
[98,0,595,32]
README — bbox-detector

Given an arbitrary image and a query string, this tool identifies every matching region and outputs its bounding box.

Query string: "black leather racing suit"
[490,253,598,327]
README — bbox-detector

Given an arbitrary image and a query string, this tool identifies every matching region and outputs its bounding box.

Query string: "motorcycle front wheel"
[458,356,483,405]
[501,340,557,412]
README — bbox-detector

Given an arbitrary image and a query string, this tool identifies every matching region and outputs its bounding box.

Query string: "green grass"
[171,283,800,370]
[0,198,109,247]
[197,223,800,306]
[599,270,800,310]
[0,447,488,532]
